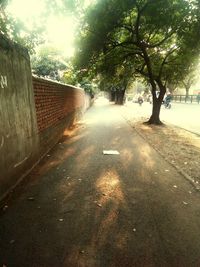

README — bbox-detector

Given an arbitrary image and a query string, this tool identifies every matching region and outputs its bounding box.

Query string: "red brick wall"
[32,76,89,158]
[33,76,85,133]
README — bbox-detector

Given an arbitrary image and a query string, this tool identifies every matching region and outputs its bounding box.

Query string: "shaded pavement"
[1,98,200,267]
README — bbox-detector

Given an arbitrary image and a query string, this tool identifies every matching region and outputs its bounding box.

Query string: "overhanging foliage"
[74,0,200,124]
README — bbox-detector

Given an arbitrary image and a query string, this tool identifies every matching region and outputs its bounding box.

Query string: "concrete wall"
[0,35,39,199]
[0,35,89,200]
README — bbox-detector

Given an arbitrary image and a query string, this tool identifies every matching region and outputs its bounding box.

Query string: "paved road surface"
[125,101,200,134]
[1,99,200,267]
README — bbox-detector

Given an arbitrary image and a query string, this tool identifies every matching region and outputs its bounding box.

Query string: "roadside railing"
[125,94,200,104]
[172,95,200,104]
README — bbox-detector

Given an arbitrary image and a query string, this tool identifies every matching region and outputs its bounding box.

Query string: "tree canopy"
[75,0,200,124]
[0,1,45,52]
[0,0,83,53]
[31,45,67,80]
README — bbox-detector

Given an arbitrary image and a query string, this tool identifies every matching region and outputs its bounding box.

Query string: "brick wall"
[32,76,87,157]
[33,76,85,133]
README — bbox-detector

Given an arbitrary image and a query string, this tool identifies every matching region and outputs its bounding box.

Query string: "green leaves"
[75,0,200,92]
[31,45,67,80]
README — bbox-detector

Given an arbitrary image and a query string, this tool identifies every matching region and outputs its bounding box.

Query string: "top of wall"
[0,33,29,60]
[32,75,84,92]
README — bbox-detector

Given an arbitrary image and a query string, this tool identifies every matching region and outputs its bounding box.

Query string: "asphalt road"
[126,101,200,134]
[1,99,200,267]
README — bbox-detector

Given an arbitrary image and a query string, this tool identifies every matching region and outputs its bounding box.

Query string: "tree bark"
[146,80,166,125]
[115,89,125,105]
[109,91,115,102]
[185,87,189,100]
[147,99,163,124]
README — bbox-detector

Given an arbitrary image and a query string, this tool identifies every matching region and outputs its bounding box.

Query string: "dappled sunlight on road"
[91,205,120,248]
[60,147,77,160]
[84,97,124,126]
[29,146,77,182]
[138,143,155,169]
[110,136,121,146]
[62,122,84,138]
[94,97,110,106]
[76,145,95,163]
[61,168,129,266]
[3,100,200,267]
[63,132,87,145]
[82,117,96,126]
[95,169,124,204]
[120,148,134,168]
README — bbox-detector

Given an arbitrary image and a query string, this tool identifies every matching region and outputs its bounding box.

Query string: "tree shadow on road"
[1,104,200,267]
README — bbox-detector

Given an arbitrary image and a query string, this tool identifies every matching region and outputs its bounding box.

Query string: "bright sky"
[6,0,80,57]
[46,16,76,57]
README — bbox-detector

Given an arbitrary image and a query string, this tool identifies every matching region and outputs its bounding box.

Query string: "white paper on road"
[103,150,120,155]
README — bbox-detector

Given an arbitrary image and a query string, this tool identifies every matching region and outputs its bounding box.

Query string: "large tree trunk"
[115,89,125,105]
[147,99,163,124]
[109,91,115,102]
[146,81,166,125]
[185,87,190,100]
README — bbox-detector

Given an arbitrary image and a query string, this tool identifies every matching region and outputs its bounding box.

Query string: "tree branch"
[158,46,179,79]
[147,31,176,48]
[135,2,149,44]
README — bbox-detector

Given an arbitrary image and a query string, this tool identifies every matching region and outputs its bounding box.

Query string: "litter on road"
[27,197,35,201]
[103,150,120,155]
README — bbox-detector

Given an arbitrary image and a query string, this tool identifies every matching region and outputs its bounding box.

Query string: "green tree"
[31,45,66,80]
[62,68,78,85]
[181,63,200,99]
[182,73,198,99]
[75,0,200,124]
[98,59,135,104]
[61,62,83,86]
[0,0,82,53]
[0,1,44,53]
